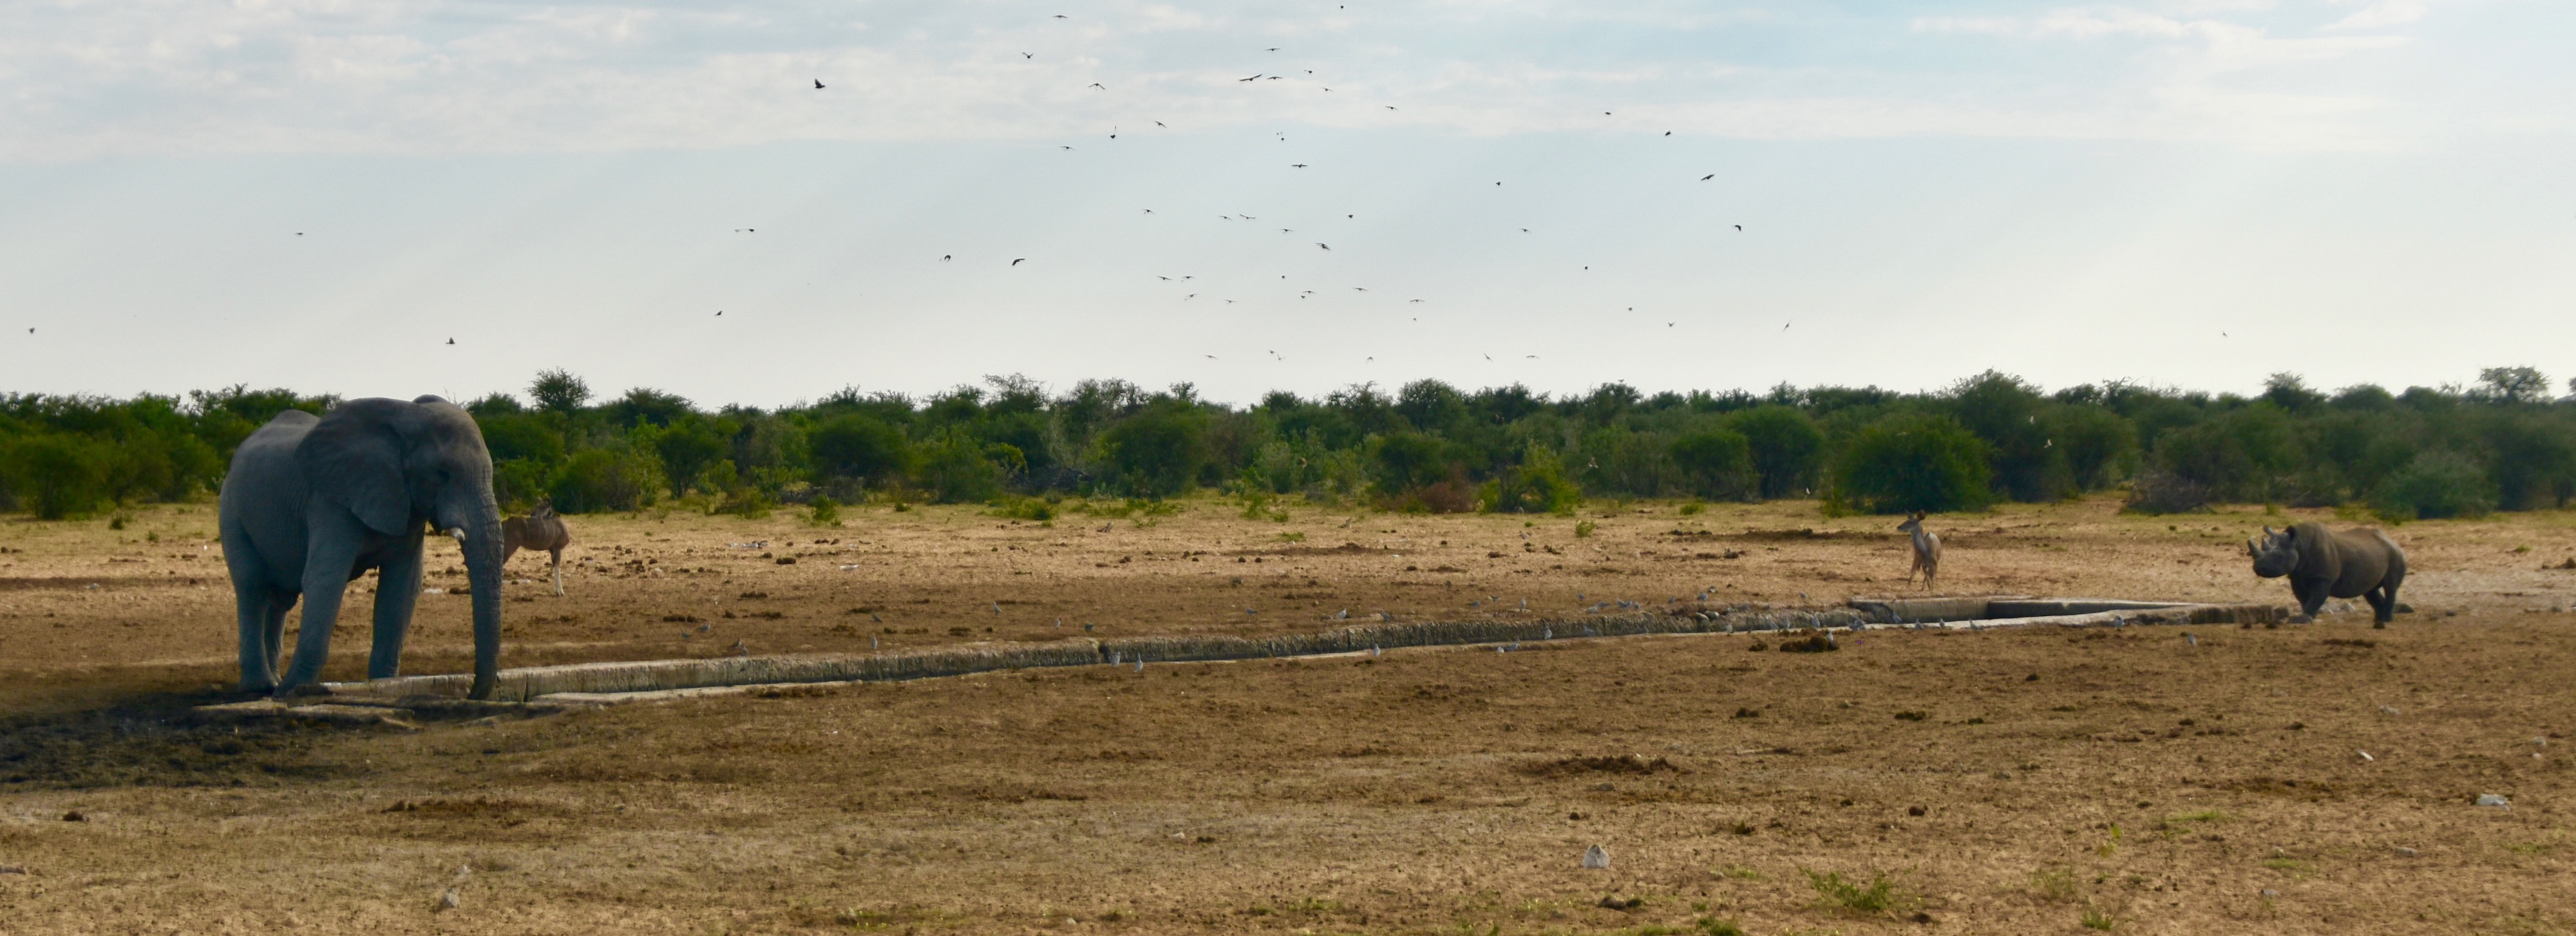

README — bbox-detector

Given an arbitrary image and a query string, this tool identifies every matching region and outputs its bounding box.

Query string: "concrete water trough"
[191,596,2289,722]
[1845,595,2294,630]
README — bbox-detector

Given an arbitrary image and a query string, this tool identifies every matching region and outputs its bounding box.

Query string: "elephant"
[218,396,506,698]
[2246,522,2407,627]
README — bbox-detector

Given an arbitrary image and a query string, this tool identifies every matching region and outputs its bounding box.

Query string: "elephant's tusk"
[447,529,468,543]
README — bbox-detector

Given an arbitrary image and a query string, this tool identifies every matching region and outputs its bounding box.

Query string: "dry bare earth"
[2,498,2573,933]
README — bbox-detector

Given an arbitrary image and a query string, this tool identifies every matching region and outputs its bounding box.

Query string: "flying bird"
[1701,174,1714,181]
[1012,258,1026,265]
[1782,322,1790,330]
[1089,82,1104,89]
[715,310,723,315]
[814,79,824,89]
[1664,131,1672,136]
[1266,47,1280,51]
[1154,120,1167,127]
[1022,52,1034,59]
[1734,224,1742,230]
[1054,14,1067,17]
[1061,145,1074,150]
[1241,74,1262,82]
[1409,299,1424,303]
[1205,355,1217,359]
[1142,209,1152,214]
[940,255,952,261]
[446,338,455,344]
[1385,106,1397,110]
[294,232,303,236]
[1290,164,1307,168]
[1316,243,1330,250]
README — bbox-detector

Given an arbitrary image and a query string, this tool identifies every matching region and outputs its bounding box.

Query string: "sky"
[1,0,2570,409]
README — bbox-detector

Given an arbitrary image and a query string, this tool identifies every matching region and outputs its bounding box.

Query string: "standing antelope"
[1897,511,1940,591]
[502,503,573,595]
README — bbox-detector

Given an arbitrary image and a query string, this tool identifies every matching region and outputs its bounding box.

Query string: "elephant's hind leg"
[236,588,285,693]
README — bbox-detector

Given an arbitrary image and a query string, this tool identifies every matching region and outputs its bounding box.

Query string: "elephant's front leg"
[278,526,365,695]
[368,527,428,680]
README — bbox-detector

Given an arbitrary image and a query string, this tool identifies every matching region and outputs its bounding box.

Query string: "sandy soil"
[2,496,2573,933]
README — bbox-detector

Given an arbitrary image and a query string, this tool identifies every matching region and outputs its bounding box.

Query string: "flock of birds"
[232,13,1774,353]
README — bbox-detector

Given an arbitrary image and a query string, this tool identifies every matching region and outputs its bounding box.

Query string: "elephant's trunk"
[460,506,506,700]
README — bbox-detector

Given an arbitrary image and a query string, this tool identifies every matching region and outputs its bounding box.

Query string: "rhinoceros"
[2246,523,2407,626]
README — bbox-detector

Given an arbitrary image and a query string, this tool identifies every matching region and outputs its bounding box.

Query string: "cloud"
[0,0,2495,162]
[2325,0,2432,30]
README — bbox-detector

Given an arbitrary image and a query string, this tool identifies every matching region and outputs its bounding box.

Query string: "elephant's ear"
[296,404,412,536]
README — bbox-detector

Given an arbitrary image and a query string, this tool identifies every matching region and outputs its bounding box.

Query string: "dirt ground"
[3,496,2573,934]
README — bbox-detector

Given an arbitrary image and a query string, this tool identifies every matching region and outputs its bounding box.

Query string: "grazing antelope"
[501,503,573,595]
[1897,511,1940,591]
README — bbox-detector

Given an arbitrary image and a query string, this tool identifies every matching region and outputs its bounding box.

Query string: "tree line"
[3,367,2568,522]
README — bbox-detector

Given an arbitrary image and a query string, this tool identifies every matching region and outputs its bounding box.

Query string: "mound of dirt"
[1519,754,1681,777]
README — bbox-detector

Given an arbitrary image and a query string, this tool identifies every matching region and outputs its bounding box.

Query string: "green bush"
[1370,432,1449,495]
[491,458,553,512]
[549,447,663,513]
[2150,405,2299,503]
[1670,427,1757,501]
[2371,450,2495,521]
[651,420,733,494]
[917,432,1007,503]
[0,433,113,519]
[1099,402,1209,498]
[1580,427,1681,498]
[806,495,841,527]
[1484,446,1580,514]
[2049,404,2137,491]
[989,494,1057,521]
[808,413,913,485]
[1828,411,1993,514]
[1732,406,1824,498]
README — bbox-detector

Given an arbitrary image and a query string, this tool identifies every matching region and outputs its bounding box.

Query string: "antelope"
[1897,511,1940,591]
[502,503,573,595]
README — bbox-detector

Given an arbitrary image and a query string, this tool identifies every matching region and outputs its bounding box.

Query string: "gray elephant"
[218,396,506,698]
[2246,522,2407,627]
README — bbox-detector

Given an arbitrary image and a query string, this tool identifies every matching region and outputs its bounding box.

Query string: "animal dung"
[1580,844,1609,869]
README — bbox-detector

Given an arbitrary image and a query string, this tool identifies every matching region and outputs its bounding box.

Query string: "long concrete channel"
[193,596,2292,726]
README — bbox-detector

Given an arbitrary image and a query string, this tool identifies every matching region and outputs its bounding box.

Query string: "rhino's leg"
[2367,582,2397,628]
[2290,579,2329,624]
